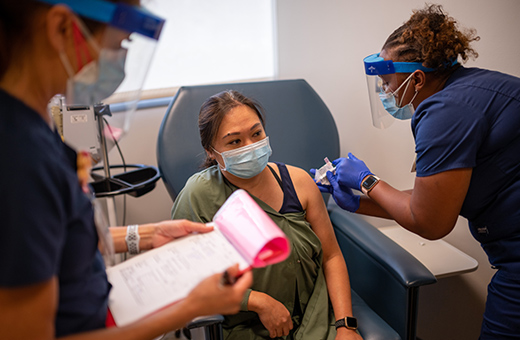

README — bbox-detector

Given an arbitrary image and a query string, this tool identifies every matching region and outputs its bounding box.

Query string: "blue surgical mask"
[61,48,127,105]
[379,72,418,120]
[213,137,272,179]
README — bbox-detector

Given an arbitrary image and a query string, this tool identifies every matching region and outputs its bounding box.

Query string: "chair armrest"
[328,201,436,340]
[352,290,401,340]
[186,314,224,329]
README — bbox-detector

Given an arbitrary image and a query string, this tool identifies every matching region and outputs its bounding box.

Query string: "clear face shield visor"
[43,0,165,158]
[363,53,434,129]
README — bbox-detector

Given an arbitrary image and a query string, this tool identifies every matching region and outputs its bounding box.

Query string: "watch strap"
[335,316,358,330]
[125,224,140,255]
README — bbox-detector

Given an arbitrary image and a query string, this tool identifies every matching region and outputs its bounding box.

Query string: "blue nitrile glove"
[332,152,373,191]
[309,168,332,193]
[310,168,360,212]
[326,170,360,212]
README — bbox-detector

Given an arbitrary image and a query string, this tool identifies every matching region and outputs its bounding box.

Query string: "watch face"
[346,317,358,329]
[363,176,377,189]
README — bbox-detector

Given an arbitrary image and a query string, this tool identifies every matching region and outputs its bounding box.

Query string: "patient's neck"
[222,165,283,212]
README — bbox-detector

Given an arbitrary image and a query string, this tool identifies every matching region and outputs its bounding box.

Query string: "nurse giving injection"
[312,4,520,340]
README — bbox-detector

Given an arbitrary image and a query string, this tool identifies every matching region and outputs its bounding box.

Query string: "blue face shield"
[363,53,436,128]
[39,0,164,106]
[41,0,166,152]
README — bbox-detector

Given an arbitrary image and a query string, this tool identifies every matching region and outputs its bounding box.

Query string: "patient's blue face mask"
[378,72,419,120]
[213,137,272,179]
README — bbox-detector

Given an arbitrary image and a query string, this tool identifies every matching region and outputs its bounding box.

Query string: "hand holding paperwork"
[106,189,290,326]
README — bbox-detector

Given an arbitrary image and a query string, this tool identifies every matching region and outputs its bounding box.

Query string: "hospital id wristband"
[125,224,140,255]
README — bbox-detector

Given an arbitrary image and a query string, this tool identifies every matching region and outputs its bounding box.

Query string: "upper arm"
[408,96,483,238]
[288,166,342,257]
[410,168,472,239]
[170,175,215,223]
[0,278,58,340]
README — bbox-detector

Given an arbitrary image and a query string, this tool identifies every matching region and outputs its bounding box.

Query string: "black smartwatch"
[361,175,380,195]
[335,316,358,330]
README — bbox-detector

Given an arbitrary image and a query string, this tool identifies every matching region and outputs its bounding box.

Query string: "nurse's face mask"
[59,18,128,106]
[212,137,272,179]
[363,52,442,129]
[378,72,419,120]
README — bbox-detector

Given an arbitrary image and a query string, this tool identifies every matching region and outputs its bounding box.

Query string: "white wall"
[110,1,520,339]
[275,0,520,339]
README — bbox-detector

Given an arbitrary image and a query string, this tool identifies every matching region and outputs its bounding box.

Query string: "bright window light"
[136,0,275,91]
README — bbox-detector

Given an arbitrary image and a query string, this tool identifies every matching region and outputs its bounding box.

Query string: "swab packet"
[314,157,336,186]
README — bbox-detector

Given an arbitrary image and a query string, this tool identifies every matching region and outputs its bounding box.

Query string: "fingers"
[233,270,253,294]
[316,184,332,193]
[225,263,240,277]
[347,152,357,160]
[326,170,338,189]
[332,157,343,166]
[185,221,214,234]
[188,268,252,316]
[284,319,294,335]
[316,177,332,193]
[311,167,333,193]
[221,264,253,294]
[269,319,293,338]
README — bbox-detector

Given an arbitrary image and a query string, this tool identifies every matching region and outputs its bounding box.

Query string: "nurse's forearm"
[359,179,457,240]
[355,195,394,218]
[356,186,414,218]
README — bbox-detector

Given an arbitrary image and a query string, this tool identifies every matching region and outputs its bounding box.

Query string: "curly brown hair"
[382,4,480,74]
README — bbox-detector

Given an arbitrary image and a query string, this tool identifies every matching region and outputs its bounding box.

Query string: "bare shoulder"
[285,164,314,185]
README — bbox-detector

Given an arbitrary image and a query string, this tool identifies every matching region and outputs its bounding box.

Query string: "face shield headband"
[364,52,436,76]
[37,0,165,40]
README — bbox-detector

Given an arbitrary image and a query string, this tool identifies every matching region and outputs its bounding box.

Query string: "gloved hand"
[332,152,373,191]
[309,168,360,212]
[326,170,360,212]
[309,168,333,193]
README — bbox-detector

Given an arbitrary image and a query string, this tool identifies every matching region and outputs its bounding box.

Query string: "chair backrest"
[157,79,340,199]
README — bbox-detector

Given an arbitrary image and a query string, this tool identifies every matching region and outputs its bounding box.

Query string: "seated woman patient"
[171,90,363,340]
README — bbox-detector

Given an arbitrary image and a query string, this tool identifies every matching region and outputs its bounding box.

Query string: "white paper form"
[106,227,248,326]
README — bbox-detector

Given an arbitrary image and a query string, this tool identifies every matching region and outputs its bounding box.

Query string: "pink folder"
[213,189,290,268]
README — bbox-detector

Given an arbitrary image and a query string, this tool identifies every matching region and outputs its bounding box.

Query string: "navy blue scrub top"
[412,66,520,272]
[0,89,110,336]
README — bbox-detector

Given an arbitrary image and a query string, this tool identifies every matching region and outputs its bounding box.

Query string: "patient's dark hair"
[382,4,479,76]
[199,90,266,169]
